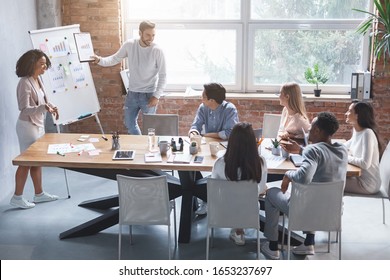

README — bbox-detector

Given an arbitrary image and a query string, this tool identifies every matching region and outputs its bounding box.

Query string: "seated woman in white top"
[212,122,267,246]
[344,100,382,194]
[277,82,310,140]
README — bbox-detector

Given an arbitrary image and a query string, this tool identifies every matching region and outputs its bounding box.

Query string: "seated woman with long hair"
[344,100,382,194]
[277,82,310,140]
[211,122,267,245]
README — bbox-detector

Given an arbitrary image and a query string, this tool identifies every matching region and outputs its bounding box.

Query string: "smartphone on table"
[194,156,204,163]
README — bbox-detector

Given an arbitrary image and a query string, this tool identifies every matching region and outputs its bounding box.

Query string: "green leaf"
[353,0,390,65]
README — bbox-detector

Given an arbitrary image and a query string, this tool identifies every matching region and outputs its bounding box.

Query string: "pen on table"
[56,151,65,156]
[78,150,83,156]
[102,136,108,141]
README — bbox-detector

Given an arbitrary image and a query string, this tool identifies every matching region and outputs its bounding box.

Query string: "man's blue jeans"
[124,91,157,135]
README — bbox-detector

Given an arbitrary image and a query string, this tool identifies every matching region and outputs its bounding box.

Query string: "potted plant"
[304,63,329,97]
[271,138,281,156]
[189,141,198,155]
[353,0,390,64]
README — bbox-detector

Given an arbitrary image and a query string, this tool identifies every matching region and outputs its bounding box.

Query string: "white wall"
[0,0,38,203]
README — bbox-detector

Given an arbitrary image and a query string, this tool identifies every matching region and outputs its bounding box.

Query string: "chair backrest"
[253,128,262,140]
[288,181,345,232]
[142,114,179,136]
[262,114,281,138]
[117,175,170,226]
[380,141,390,196]
[207,178,260,229]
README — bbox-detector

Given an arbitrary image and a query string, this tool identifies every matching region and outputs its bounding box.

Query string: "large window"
[122,0,372,94]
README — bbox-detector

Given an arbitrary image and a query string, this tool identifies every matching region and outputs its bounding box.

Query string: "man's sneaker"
[10,196,35,209]
[33,192,59,203]
[195,201,207,215]
[292,244,315,255]
[229,229,245,246]
[260,241,280,260]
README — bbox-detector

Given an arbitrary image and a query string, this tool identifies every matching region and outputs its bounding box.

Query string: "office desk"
[12,133,217,243]
[12,134,360,243]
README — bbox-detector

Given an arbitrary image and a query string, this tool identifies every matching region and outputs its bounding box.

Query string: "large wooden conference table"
[12,133,361,244]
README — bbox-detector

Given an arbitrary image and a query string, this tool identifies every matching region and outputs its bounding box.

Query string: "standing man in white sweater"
[92,20,167,134]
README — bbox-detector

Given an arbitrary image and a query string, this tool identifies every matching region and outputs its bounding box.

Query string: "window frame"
[121,0,372,94]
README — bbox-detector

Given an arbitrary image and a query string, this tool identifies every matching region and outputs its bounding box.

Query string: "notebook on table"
[173,153,192,163]
[144,152,162,163]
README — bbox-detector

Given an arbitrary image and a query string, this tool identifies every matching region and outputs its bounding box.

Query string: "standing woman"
[211,122,267,245]
[277,82,310,140]
[344,100,382,194]
[10,49,60,209]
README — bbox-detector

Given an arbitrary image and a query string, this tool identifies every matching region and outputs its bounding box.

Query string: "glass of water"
[148,128,158,152]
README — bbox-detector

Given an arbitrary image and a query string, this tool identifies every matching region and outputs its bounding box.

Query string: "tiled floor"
[0,167,389,260]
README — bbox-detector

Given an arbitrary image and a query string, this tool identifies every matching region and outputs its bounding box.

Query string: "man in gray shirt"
[261,112,348,260]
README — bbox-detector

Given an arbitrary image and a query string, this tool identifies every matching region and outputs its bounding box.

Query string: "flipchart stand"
[55,113,105,199]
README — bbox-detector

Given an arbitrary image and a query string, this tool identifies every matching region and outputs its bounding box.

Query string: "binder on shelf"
[351,72,364,100]
[363,71,371,100]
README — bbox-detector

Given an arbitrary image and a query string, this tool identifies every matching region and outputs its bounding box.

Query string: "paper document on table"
[262,154,285,168]
[47,143,96,154]
[144,152,162,163]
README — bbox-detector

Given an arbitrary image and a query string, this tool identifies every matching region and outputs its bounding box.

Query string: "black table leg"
[59,209,119,239]
[177,170,196,243]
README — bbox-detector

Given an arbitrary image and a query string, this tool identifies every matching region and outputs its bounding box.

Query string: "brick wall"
[61,0,390,144]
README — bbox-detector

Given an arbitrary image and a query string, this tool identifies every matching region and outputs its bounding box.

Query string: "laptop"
[288,128,308,167]
[290,154,304,167]
[220,128,262,149]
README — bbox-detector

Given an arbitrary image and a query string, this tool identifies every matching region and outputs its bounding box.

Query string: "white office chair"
[262,114,281,138]
[142,114,179,136]
[142,113,179,175]
[282,180,345,260]
[117,175,177,259]
[253,128,262,140]
[206,178,260,260]
[344,141,390,224]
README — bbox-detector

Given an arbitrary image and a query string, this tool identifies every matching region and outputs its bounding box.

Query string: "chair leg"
[339,231,342,260]
[257,229,260,260]
[118,224,122,260]
[168,224,171,260]
[281,214,286,252]
[287,230,291,260]
[173,202,177,247]
[382,198,385,224]
[211,228,214,248]
[206,228,210,260]
[327,232,331,253]
[129,225,132,245]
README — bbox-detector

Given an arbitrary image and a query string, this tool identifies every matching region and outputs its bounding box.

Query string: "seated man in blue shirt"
[189,83,238,140]
[189,83,239,215]
[261,112,348,260]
